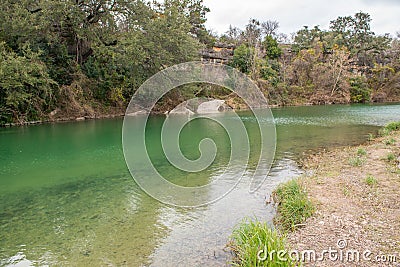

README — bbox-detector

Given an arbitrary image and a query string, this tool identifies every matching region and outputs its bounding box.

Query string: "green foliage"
[379,122,400,136]
[229,218,294,267]
[273,179,314,231]
[291,26,326,53]
[385,138,396,146]
[329,11,391,58]
[342,185,350,196]
[260,60,280,86]
[0,42,57,123]
[357,148,367,156]
[387,153,396,162]
[1,4,399,123]
[262,36,282,59]
[349,76,371,103]
[365,175,378,187]
[0,0,210,123]
[368,133,375,141]
[232,44,253,74]
[349,157,365,167]
[385,122,400,132]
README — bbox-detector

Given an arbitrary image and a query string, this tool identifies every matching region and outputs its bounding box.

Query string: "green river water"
[1,104,400,266]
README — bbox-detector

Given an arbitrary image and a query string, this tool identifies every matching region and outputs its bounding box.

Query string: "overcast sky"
[203,0,400,37]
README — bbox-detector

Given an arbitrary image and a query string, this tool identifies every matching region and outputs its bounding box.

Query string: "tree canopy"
[0,0,211,124]
[0,6,399,124]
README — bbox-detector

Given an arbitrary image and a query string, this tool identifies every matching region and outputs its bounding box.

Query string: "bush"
[385,122,400,132]
[365,175,378,187]
[229,218,294,267]
[357,148,367,156]
[260,60,280,86]
[387,153,396,162]
[379,122,400,136]
[262,36,282,60]
[273,179,314,231]
[0,42,58,124]
[349,157,365,167]
[232,44,253,74]
[349,76,371,103]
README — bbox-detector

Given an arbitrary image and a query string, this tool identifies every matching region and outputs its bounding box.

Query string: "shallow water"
[1,103,400,266]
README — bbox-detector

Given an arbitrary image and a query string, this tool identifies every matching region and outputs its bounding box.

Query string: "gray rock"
[126,110,149,116]
[169,103,195,115]
[197,100,229,114]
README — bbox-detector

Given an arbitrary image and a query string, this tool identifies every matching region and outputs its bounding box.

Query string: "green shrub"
[273,179,314,231]
[229,219,294,267]
[349,157,365,167]
[349,76,371,103]
[357,148,367,156]
[262,36,282,60]
[231,44,253,74]
[385,138,396,146]
[379,122,400,136]
[385,122,400,132]
[365,175,378,187]
[260,60,280,86]
[387,153,396,162]
[367,133,375,141]
[0,42,58,124]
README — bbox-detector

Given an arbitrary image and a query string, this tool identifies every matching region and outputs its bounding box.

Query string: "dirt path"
[288,131,400,266]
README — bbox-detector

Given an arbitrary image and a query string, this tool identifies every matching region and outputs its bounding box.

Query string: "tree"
[292,26,327,53]
[0,42,57,123]
[0,0,210,123]
[262,36,282,60]
[156,0,212,45]
[231,44,253,74]
[330,12,391,67]
[349,76,371,103]
[261,20,279,37]
[220,25,242,45]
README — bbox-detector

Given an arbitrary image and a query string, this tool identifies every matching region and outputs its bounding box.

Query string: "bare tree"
[261,20,279,37]
[226,25,242,43]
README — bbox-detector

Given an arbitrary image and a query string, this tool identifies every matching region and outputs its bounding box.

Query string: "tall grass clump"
[379,122,400,136]
[229,218,293,267]
[387,153,396,162]
[365,175,378,187]
[349,156,365,167]
[357,148,367,156]
[385,138,396,146]
[273,179,314,231]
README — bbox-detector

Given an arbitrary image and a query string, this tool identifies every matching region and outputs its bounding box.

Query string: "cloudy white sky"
[203,0,400,37]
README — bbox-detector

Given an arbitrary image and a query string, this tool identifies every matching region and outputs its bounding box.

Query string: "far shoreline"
[2,101,400,128]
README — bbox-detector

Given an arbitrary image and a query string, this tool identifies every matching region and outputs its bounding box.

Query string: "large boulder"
[197,100,230,114]
[169,102,195,115]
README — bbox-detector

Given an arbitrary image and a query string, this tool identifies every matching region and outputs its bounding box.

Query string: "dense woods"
[0,0,209,124]
[0,1,399,125]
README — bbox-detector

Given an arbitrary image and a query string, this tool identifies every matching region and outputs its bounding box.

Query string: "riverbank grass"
[228,179,314,266]
[379,121,400,136]
[229,219,293,267]
[365,175,378,187]
[273,179,314,231]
